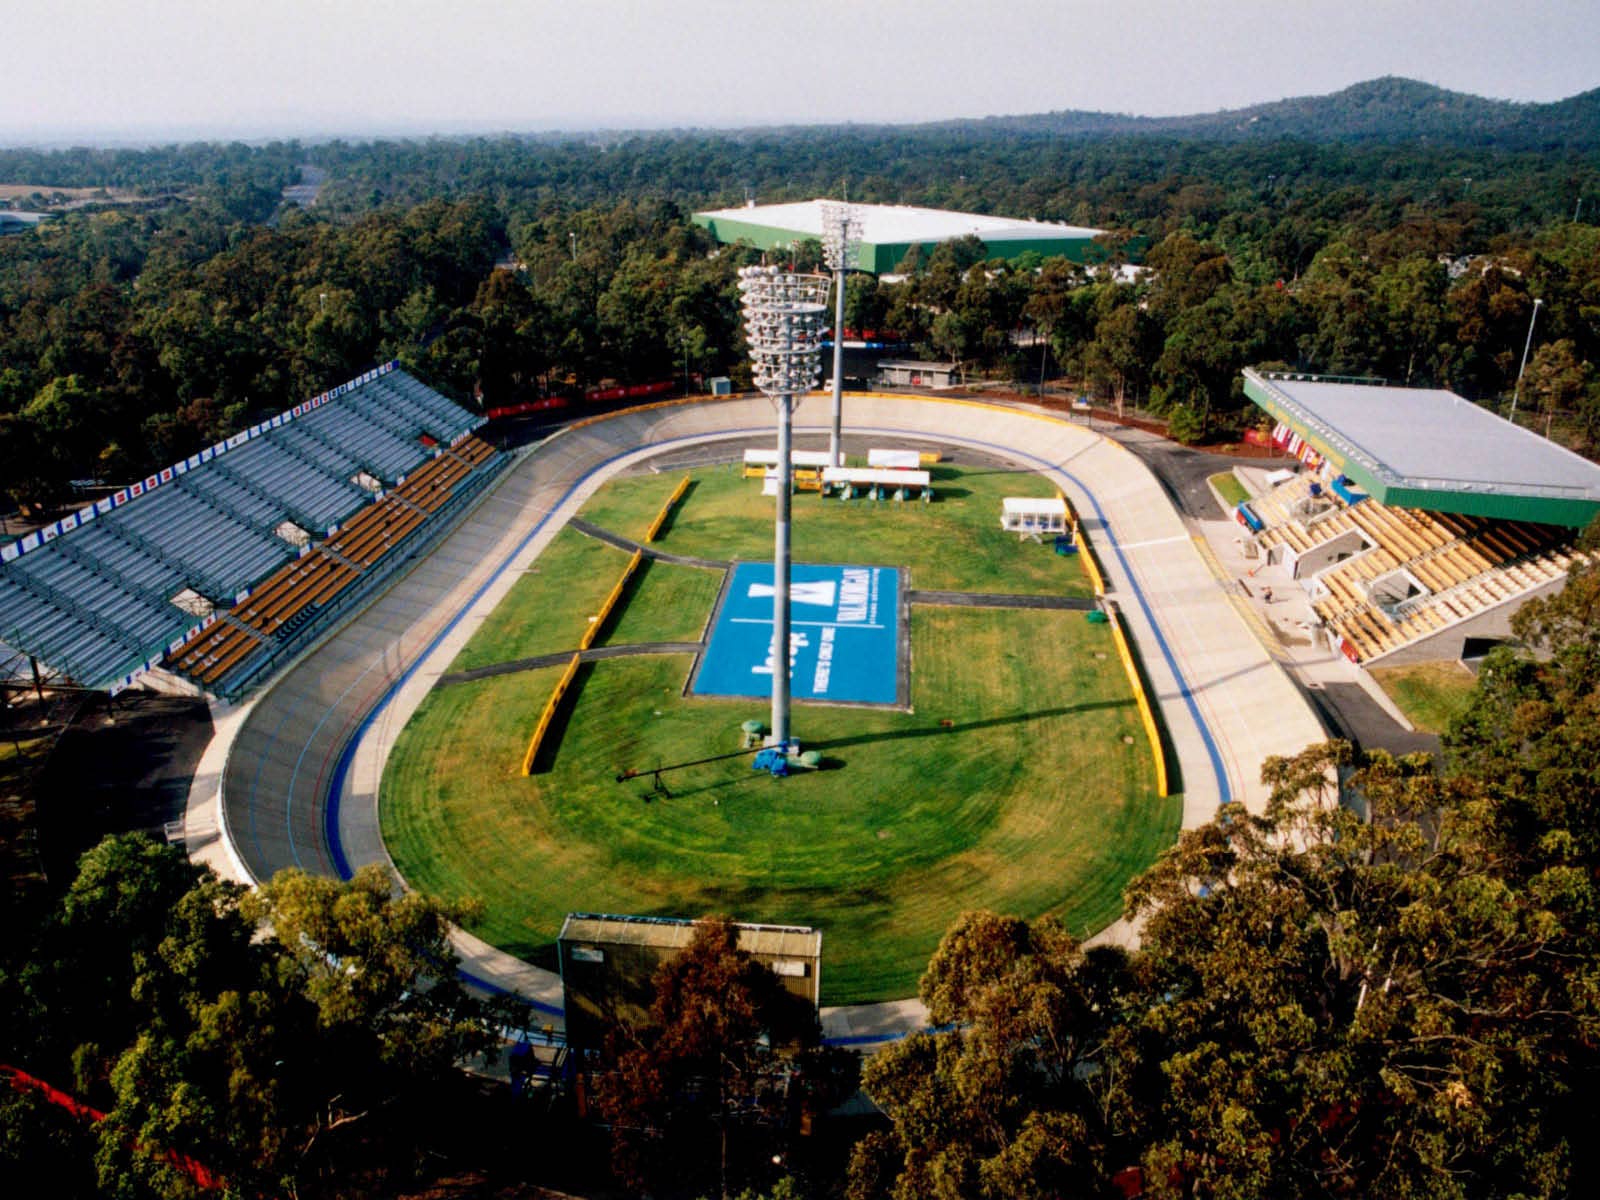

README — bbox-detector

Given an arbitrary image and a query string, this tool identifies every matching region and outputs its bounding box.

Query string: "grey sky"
[3,0,1596,143]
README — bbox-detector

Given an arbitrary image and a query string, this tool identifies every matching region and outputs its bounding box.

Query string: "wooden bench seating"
[166,438,499,688]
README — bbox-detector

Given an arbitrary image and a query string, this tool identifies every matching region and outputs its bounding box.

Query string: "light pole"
[1509,297,1544,425]
[738,265,829,749]
[820,202,861,469]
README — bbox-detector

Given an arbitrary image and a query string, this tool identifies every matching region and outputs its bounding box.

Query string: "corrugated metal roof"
[694,199,1104,246]
[1244,369,1600,525]
[559,912,821,959]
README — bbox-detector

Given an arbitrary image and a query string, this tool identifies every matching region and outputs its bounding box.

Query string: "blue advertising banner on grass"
[694,562,901,705]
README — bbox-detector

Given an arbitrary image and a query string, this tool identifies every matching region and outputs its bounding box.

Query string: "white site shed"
[1001,496,1068,537]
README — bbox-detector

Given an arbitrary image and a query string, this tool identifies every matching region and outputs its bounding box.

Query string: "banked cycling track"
[211,393,1323,1024]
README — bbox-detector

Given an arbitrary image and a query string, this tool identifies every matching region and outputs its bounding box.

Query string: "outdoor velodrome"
[188,392,1324,1036]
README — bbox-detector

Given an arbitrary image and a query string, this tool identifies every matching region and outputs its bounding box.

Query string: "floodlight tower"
[1509,297,1544,425]
[738,265,830,749]
[820,202,862,469]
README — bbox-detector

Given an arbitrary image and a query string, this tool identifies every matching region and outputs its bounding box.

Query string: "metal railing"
[215,453,515,701]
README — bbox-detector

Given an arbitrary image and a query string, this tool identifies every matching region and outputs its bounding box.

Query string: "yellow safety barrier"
[1106,604,1169,798]
[645,473,691,542]
[580,548,643,651]
[1075,515,1108,598]
[523,545,645,774]
[521,652,583,775]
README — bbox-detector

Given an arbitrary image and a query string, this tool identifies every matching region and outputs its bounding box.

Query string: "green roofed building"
[1242,368,1600,529]
[692,199,1112,275]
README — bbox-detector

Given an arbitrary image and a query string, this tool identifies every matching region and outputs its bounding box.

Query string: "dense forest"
[3,84,1599,514]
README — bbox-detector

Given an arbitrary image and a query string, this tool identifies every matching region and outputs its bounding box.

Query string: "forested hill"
[936,77,1600,151]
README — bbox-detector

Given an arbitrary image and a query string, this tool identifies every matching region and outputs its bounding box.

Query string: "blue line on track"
[848,424,1235,805]
[312,415,1232,1004]
[1059,467,1234,804]
[458,967,565,1017]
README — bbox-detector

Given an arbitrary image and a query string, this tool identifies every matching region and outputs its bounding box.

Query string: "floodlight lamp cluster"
[820,201,862,272]
[738,265,830,400]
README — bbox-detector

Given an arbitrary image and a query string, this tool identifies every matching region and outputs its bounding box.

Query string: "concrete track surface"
[205,393,1325,1031]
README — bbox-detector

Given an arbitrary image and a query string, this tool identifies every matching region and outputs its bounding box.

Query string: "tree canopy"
[592,915,857,1199]
[5,128,1599,510]
[0,845,500,1198]
[848,532,1600,1199]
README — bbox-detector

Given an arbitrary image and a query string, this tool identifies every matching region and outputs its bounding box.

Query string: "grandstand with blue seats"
[0,364,500,695]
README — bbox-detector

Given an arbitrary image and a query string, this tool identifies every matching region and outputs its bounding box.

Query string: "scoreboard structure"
[557,913,823,1052]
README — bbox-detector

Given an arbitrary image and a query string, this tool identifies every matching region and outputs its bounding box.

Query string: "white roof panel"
[1002,497,1068,515]
[695,199,1104,246]
[1261,376,1600,497]
[823,467,932,486]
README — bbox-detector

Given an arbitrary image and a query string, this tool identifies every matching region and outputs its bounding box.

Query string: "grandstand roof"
[0,638,28,681]
[692,199,1108,274]
[1242,369,1600,528]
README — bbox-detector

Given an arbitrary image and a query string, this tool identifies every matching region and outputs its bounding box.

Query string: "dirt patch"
[29,689,213,888]
[0,183,147,207]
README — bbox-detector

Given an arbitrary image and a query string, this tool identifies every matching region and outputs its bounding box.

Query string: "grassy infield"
[1370,661,1479,734]
[1209,470,1251,508]
[382,463,1181,1003]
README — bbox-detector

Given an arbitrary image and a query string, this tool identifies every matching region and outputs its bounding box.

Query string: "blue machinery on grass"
[737,265,831,751]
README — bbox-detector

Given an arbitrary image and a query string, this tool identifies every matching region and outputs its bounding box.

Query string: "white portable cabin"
[1001,496,1068,536]
[877,360,959,389]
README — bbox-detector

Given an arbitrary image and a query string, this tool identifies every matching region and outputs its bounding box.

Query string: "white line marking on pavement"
[1110,534,1191,552]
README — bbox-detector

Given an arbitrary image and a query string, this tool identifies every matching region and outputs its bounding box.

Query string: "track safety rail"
[1068,494,1108,597]
[645,473,692,542]
[521,652,582,776]
[1104,599,1170,798]
[579,548,643,651]
[1045,490,1161,793]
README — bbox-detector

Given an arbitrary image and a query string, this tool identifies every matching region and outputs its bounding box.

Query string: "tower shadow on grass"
[614,699,1142,795]
[808,697,1134,753]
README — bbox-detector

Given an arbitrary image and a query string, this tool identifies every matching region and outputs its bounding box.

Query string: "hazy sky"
[3,0,1596,143]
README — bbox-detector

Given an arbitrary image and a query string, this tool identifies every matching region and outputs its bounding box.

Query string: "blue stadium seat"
[0,368,482,690]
